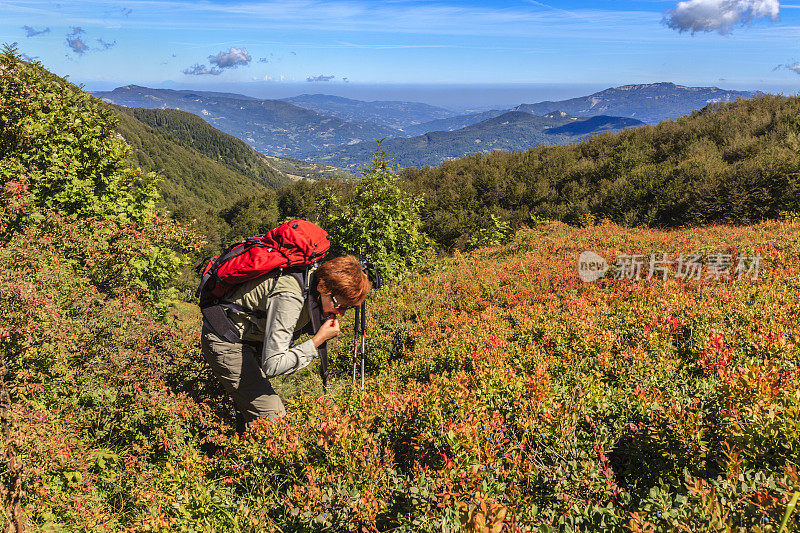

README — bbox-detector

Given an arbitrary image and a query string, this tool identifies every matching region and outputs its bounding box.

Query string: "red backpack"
[197,219,332,301]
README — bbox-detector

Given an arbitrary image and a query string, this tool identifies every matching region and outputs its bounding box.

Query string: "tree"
[317,142,431,280]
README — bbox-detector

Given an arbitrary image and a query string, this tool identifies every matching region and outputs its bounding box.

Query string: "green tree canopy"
[317,143,431,280]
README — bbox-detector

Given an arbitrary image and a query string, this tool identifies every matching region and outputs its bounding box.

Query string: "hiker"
[198,222,372,433]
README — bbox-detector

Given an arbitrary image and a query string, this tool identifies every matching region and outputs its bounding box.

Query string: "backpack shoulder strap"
[302,273,330,391]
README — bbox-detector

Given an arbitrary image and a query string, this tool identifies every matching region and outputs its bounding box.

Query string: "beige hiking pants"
[200,326,286,425]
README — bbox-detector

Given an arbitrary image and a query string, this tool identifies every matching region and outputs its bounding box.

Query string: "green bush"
[0,201,227,530]
[466,214,510,250]
[0,44,159,226]
[0,44,198,300]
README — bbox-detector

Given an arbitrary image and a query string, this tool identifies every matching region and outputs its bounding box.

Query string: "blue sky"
[2,0,799,108]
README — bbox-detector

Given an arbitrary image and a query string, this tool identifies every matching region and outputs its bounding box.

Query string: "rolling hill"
[543,114,644,135]
[401,109,509,136]
[107,104,277,217]
[113,106,290,190]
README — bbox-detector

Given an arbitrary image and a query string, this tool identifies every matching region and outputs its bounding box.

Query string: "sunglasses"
[330,294,356,311]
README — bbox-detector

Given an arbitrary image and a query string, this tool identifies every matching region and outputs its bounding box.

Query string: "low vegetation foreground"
[6,218,800,531]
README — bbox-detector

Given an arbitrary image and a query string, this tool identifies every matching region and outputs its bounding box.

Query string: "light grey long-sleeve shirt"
[224,271,318,378]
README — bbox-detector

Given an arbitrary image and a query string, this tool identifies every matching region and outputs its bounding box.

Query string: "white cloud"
[208,47,252,69]
[97,38,116,50]
[23,25,50,37]
[183,63,222,75]
[664,0,780,34]
[66,27,88,55]
[306,74,335,82]
[775,62,800,73]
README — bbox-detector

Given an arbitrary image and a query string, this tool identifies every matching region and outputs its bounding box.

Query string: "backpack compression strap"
[201,300,268,344]
[201,303,242,344]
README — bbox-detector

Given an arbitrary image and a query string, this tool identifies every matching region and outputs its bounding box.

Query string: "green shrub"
[466,214,511,250]
[0,44,198,300]
[0,44,159,226]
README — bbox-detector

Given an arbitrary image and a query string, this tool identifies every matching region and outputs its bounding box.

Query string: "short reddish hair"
[315,255,372,306]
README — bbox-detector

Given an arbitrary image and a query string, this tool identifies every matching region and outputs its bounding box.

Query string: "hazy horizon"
[83,80,800,113]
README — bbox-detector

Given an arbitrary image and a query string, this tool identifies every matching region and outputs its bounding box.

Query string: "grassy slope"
[262,154,357,182]
[16,219,800,531]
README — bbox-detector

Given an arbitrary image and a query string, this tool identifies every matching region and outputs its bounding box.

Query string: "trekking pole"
[360,301,367,389]
[353,258,382,390]
[351,301,367,388]
[353,305,362,384]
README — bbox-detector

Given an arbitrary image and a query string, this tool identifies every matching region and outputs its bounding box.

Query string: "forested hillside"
[112,106,289,190]
[110,106,269,214]
[101,89,800,261]
[402,94,800,249]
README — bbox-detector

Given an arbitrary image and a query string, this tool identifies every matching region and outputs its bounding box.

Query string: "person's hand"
[312,315,340,347]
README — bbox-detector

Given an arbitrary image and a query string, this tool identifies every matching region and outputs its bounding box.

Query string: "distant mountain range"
[511,82,760,124]
[280,94,456,130]
[94,82,759,170]
[94,85,397,157]
[317,111,644,169]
